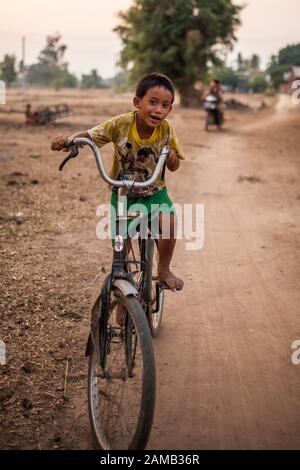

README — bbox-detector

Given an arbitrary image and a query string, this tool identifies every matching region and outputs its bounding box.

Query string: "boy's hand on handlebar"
[166,148,180,172]
[51,135,69,152]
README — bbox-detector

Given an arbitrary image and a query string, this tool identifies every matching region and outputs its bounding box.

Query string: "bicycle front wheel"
[88,288,155,450]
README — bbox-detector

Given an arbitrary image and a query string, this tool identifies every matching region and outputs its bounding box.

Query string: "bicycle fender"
[85,274,111,357]
[85,294,100,357]
[112,279,138,297]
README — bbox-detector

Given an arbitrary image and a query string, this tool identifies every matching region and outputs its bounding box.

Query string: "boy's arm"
[166,121,185,171]
[51,115,118,151]
[166,150,180,172]
[51,131,89,151]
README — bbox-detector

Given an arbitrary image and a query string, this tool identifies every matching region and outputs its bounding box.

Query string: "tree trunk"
[179,84,202,108]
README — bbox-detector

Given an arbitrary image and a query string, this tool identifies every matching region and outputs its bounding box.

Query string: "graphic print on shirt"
[118,143,160,196]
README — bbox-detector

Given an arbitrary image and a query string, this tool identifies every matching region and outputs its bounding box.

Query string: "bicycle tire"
[88,288,155,450]
[142,237,164,337]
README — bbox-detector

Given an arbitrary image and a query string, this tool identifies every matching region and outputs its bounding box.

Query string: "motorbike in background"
[203,94,224,131]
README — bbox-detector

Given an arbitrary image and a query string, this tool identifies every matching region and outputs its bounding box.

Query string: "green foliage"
[38,33,67,66]
[277,43,300,67]
[26,62,77,88]
[267,64,291,88]
[0,54,17,86]
[210,61,268,93]
[52,73,77,90]
[216,66,239,89]
[62,72,77,88]
[27,62,61,86]
[265,86,276,97]
[52,77,64,91]
[81,69,105,88]
[267,43,300,88]
[249,74,267,93]
[111,70,130,91]
[115,0,241,101]
[237,52,243,71]
[236,53,261,72]
[250,54,260,70]
[26,33,77,88]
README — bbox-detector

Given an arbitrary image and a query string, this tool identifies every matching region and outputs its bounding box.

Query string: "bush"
[249,75,267,93]
[265,86,276,97]
[62,73,77,88]
[52,78,64,91]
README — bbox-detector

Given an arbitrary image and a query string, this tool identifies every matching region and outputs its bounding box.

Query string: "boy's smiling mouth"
[149,114,161,124]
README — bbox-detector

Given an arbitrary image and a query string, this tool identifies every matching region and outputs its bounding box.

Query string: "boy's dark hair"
[212,79,220,85]
[136,73,175,103]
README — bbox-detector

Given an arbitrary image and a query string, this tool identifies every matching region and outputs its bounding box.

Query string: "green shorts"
[110,187,176,244]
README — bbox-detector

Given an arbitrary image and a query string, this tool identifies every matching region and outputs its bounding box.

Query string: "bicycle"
[203,94,224,131]
[59,137,170,450]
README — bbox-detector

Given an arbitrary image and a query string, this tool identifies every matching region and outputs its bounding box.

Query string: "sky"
[1,0,299,78]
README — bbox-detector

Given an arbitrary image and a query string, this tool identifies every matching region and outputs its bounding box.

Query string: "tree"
[217,66,239,90]
[26,33,77,88]
[269,55,277,68]
[267,43,300,88]
[0,54,17,87]
[278,43,300,67]
[249,74,267,93]
[38,33,67,66]
[62,73,77,88]
[52,73,77,90]
[237,52,244,71]
[115,0,242,106]
[81,69,104,88]
[267,64,291,89]
[250,54,260,71]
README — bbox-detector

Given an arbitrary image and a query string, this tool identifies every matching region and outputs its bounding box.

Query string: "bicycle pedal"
[154,279,169,289]
[157,281,170,291]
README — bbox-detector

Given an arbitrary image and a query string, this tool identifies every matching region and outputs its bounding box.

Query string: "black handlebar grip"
[63,138,75,149]
[59,145,79,171]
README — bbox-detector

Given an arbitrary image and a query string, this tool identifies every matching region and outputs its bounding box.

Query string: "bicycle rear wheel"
[88,288,155,450]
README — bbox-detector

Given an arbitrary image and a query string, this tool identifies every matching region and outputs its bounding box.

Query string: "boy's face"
[133,86,173,128]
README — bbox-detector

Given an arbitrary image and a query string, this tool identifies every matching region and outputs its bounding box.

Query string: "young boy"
[51,72,184,292]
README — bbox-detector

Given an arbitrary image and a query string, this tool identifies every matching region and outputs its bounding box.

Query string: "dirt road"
[1,90,300,449]
[149,94,300,449]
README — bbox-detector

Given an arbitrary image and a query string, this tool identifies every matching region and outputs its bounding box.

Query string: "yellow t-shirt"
[88,111,185,197]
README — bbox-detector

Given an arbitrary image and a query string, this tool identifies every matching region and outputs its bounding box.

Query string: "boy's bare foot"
[158,268,184,292]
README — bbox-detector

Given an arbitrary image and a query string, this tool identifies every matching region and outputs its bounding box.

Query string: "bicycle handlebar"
[59,137,170,189]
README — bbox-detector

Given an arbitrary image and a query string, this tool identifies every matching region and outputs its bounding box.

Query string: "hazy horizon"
[1,0,299,79]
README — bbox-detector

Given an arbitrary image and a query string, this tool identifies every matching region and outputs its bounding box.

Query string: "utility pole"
[20,36,26,95]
